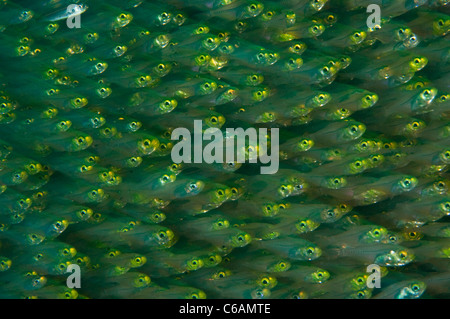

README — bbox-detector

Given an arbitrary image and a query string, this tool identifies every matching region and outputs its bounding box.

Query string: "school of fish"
[0,0,449,299]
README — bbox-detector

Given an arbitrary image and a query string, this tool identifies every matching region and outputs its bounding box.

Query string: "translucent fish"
[374,280,426,299]
[85,272,151,298]
[25,285,79,299]
[130,284,206,299]
[198,0,264,21]
[419,222,450,238]
[231,250,292,273]
[254,236,322,261]
[45,4,88,22]
[308,119,366,146]
[328,243,414,267]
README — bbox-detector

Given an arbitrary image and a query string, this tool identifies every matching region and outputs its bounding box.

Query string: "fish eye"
[250,4,257,10]
[306,248,314,255]
[437,20,444,27]
[399,251,408,259]
[441,202,450,211]
[412,284,420,292]
[210,116,218,123]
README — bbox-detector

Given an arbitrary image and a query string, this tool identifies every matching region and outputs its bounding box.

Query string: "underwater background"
[0,0,449,299]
